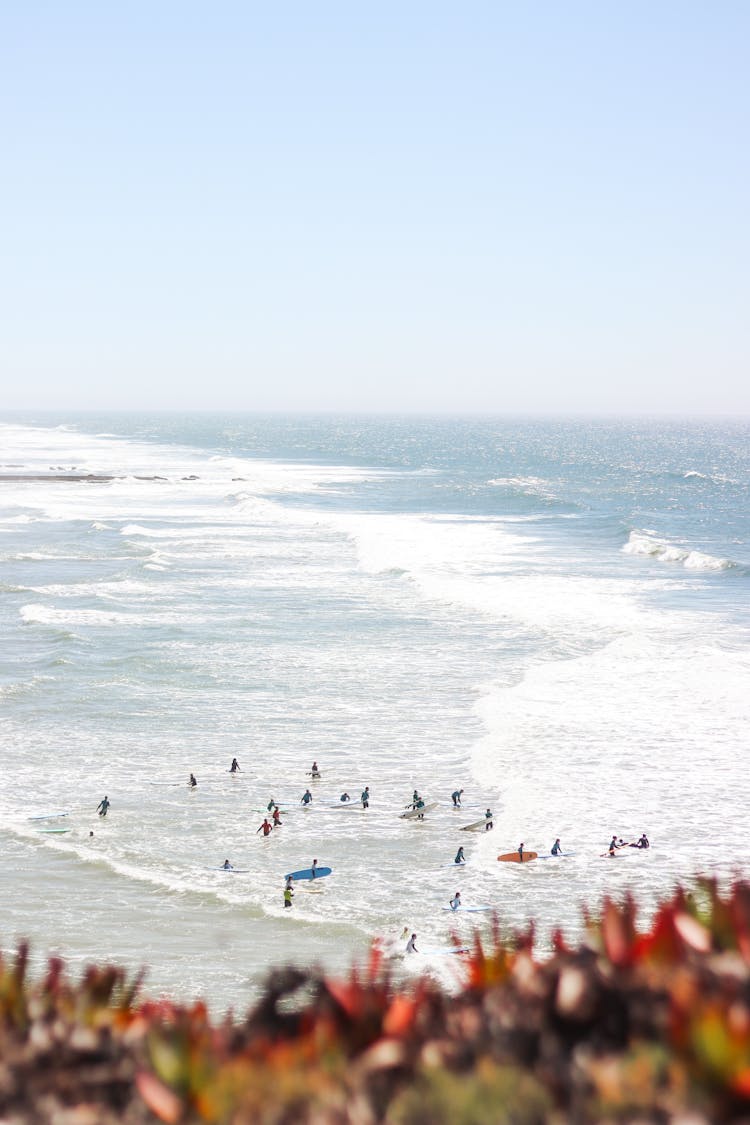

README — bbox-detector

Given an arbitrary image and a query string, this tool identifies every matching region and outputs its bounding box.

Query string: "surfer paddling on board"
[339,792,351,802]
[222,859,233,870]
[450,891,461,911]
[405,933,418,954]
[454,846,465,864]
[551,838,562,856]
[257,818,272,837]
[635,833,650,849]
[96,796,110,818]
[229,758,240,773]
[485,808,494,831]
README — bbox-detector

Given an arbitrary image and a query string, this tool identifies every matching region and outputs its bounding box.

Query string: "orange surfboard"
[498,851,538,863]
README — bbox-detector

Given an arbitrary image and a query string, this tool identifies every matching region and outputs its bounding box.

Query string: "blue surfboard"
[284,866,332,881]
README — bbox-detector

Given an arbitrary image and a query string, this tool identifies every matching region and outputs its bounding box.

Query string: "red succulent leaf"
[136,1071,184,1123]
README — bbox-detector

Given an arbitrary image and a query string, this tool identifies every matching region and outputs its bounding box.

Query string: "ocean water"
[0,412,748,1012]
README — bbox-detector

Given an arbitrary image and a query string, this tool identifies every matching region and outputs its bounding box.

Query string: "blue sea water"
[0,412,748,1011]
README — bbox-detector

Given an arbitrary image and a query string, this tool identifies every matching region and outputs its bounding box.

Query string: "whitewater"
[0,413,748,1012]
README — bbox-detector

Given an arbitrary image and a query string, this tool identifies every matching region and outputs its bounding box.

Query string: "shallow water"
[1,413,748,1012]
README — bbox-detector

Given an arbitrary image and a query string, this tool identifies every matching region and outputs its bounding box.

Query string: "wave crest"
[623,530,733,571]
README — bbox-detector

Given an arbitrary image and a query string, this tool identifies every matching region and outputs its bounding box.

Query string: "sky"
[1,1,748,414]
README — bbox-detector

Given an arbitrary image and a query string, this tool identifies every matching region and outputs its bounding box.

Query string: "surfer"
[405,933,418,954]
[301,788,313,806]
[451,788,464,808]
[412,789,420,809]
[518,843,525,862]
[284,885,293,908]
[454,846,465,864]
[310,761,320,777]
[551,838,562,856]
[256,818,272,837]
[266,797,276,812]
[311,858,318,878]
[285,874,294,890]
[339,792,351,802]
[189,774,197,788]
[272,805,282,827]
[450,891,461,911]
[96,796,110,818]
[230,758,240,773]
[361,786,370,809]
[222,859,233,870]
[415,797,426,819]
[635,833,650,849]
[484,808,494,831]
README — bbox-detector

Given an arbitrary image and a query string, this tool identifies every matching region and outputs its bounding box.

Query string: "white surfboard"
[399,802,438,819]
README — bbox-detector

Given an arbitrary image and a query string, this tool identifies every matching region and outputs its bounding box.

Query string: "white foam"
[624,530,731,570]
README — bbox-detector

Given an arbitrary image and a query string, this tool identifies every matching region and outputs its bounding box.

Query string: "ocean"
[1,412,748,1013]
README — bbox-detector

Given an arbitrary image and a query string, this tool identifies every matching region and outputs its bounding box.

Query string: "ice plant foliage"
[2,879,750,1121]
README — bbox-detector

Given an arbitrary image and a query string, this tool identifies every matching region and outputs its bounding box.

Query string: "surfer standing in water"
[405,933,418,954]
[454,846,465,864]
[189,774,197,788]
[485,808,494,831]
[96,796,110,817]
[551,838,562,855]
[257,818,272,837]
[230,758,240,773]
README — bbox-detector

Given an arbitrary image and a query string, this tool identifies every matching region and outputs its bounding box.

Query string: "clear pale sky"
[2,2,748,414]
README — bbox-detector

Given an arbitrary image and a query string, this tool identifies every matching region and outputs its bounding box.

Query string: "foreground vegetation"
[2,878,750,1123]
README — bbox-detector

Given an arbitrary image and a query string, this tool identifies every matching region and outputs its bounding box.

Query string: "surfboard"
[497,851,538,863]
[440,861,467,868]
[399,802,438,819]
[442,904,492,912]
[419,947,470,956]
[208,867,249,873]
[28,812,69,821]
[539,851,576,859]
[461,817,493,831]
[284,866,332,882]
[37,827,70,834]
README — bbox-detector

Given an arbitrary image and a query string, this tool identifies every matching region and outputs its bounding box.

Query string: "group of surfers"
[181,759,650,920]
